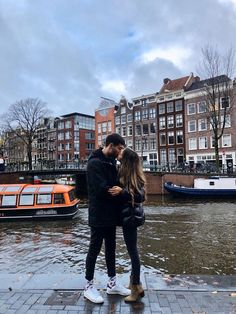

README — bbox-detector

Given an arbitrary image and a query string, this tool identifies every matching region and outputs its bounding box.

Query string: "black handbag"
[122,203,145,228]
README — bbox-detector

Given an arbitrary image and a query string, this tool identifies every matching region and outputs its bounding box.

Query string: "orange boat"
[0,184,80,221]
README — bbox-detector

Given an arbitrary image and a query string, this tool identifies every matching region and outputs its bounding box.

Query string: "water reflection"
[0,196,235,275]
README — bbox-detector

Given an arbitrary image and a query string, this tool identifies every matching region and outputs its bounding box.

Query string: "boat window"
[209,181,215,186]
[23,187,37,193]
[19,194,34,206]
[68,190,76,202]
[0,186,5,192]
[37,194,52,204]
[5,186,21,192]
[38,186,54,193]
[2,195,17,206]
[54,193,65,204]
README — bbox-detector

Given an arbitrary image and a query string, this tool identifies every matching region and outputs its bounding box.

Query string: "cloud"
[0,0,235,117]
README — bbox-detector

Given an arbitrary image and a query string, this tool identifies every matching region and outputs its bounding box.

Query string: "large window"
[150,138,156,150]
[142,109,148,119]
[221,115,231,128]
[168,148,175,163]
[142,124,149,135]
[128,125,133,136]
[199,137,208,149]
[135,140,141,151]
[167,102,174,113]
[188,120,196,132]
[135,125,141,135]
[176,130,183,144]
[198,118,207,131]
[159,103,165,114]
[134,111,141,121]
[167,116,174,128]
[222,134,231,147]
[221,96,230,109]
[187,103,196,115]
[149,108,156,119]
[176,114,183,127]
[189,138,197,150]
[159,117,166,129]
[150,122,156,134]
[198,101,206,113]
[175,100,183,111]
[121,115,126,124]
[160,149,167,164]
[168,131,174,145]
[37,194,52,204]
[160,133,166,146]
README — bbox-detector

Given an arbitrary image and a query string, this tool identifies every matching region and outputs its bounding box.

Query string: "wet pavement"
[0,273,235,313]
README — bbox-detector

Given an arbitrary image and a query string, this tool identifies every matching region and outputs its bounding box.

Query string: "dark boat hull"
[0,203,80,221]
[164,182,236,198]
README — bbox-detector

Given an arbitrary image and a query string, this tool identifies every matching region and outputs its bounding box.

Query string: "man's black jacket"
[86,148,119,227]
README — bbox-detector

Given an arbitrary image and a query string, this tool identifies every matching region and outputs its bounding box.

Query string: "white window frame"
[199,137,208,149]
[189,138,197,150]
[187,103,196,115]
[188,120,196,132]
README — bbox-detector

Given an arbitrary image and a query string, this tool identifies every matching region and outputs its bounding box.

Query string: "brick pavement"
[0,289,235,313]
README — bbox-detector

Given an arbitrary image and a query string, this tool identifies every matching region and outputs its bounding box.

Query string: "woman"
[109,147,146,302]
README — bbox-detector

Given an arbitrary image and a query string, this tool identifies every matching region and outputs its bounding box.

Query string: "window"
[135,125,141,135]
[37,194,52,204]
[159,117,166,129]
[121,115,126,124]
[5,186,21,192]
[176,131,183,144]
[19,194,34,206]
[160,133,166,145]
[199,137,208,149]
[188,120,196,132]
[198,101,206,113]
[58,121,64,129]
[65,131,71,140]
[159,103,165,114]
[54,193,65,204]
[221,115,231,128]
[160,149,167,164]
[135,140,141,151]
[121,126,126,137]
[142,109,148,119]
[222,134,231,147]
[168,131,174,145]
[167,116,174,128]
[150,138,156,150]
[221,96,230,109]
[127,114,132,122]
[98,123,101,134]
[115,116,120,124]
[198,118,207,131]
[149,108,156,119]
[142,124,149,135]
[175,100,183,111]
[121,107,126,114]
[128,125,133,136]
[189,138,197,150]
[187,103,196,115]
[102,122,107,132]
[107,121,111,132]
[142,138,148,150]
[134,111,141,121]
[168,148,175,163]
[176,114,183,127]
[65,121,72,129]
[167,102,174,113]
[69,190,76,201]
[150,123,156,134]
[58,132,64,140]
[2,195,17,206]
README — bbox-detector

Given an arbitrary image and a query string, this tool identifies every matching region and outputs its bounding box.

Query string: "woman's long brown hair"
[119,147,146,204]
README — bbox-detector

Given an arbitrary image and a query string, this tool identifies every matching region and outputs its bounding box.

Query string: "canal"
[0,196,235,276]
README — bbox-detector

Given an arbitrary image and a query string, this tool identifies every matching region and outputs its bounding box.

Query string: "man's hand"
[108,186,122,196]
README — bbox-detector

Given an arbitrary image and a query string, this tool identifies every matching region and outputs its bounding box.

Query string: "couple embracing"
[84,133,146,304]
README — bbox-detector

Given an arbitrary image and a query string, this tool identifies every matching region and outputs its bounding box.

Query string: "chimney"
[163,78,170,84]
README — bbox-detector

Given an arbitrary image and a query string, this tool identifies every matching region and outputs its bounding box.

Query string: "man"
[84,133,130,303]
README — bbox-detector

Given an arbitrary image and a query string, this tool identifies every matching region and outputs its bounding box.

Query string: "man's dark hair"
[105,133,125,146]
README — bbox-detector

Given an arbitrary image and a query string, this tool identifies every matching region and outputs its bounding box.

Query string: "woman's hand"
[108,186,122,196]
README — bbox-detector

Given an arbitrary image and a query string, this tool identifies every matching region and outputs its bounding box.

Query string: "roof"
[159,76,190,93]
[60,112,94,119]
[186,75,230,92]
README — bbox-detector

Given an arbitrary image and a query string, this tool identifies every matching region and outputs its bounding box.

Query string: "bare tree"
[198,45,236,171]
[1,98,49,170]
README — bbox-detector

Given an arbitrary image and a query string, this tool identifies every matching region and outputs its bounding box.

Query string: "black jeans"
[123,226,140,285]
[85,226,116,281]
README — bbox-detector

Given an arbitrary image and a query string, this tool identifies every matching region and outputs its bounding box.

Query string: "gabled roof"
[159,76,190,93]
[186,75,230,92]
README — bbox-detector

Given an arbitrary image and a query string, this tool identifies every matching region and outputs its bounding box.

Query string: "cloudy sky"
[0,0,236,116]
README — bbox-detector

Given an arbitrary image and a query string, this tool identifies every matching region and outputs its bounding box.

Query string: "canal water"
[0,196,235,276]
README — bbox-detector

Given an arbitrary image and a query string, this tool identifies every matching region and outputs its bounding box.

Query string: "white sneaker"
[106,282,131,296]
[84,285,104,304]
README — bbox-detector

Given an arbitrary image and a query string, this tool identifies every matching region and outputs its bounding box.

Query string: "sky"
[0,0,236,117]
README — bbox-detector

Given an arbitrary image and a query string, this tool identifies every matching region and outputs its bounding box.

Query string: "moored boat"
[0,184,80,221]
[164,176,236,198]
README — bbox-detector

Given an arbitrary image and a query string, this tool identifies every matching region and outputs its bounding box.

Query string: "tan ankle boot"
[124,284,144,302]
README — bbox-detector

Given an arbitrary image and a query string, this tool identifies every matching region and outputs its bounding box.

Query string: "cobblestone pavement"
[0,289,235,314]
